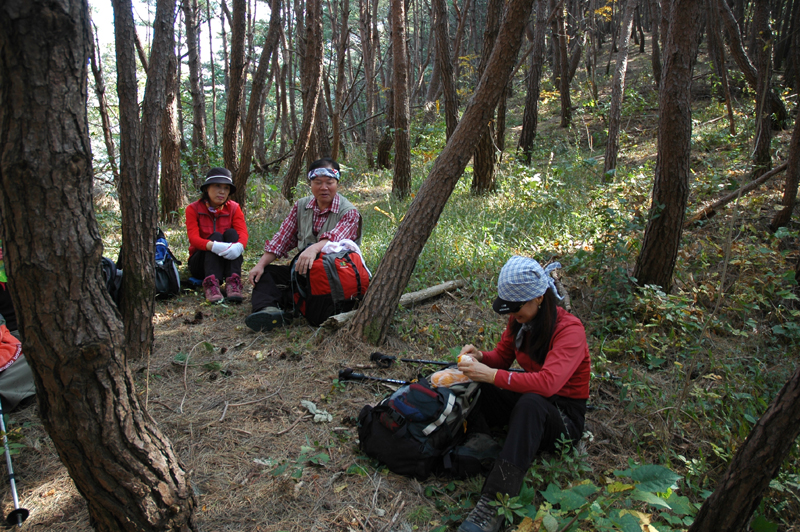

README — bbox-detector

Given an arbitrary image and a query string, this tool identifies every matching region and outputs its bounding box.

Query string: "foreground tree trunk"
[281,0,323,200]
[391,0,412,198]
[0,1,198,530]
[112,0,175,361]
[688,366,800,532]
[346,0,536,344]
[604,0,637,177]
[633,0,702,291]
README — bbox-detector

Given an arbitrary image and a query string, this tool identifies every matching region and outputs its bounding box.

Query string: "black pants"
[188,229,242,283]
[250,263,295,312]
[469,384,586,474]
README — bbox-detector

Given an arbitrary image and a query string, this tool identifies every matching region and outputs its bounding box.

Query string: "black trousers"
[469,384,586,474]
[188,229,242,283]
[250,263,295,312]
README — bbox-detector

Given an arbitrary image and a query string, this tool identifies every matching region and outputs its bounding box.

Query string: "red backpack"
[291,249,370,326]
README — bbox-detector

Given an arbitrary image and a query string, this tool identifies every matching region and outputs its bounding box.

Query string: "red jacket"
[481,307,591,399]
[186,200,249,257]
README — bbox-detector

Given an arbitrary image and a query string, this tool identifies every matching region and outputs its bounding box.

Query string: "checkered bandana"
[307,167,340,181]
[497,256,564,302]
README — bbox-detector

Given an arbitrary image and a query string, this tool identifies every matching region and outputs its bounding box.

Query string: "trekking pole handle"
[338,368,409,385]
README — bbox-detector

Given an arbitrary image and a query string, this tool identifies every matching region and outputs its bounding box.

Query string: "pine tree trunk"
[182,0,208,162]
[282,0,323,200]
[346,0,536,344]
[0,1,198,529]
[359,0,377,167]
[332,0,350,161]
[649,0,662,87]
[161,45,183,224]
[433,0,459,140]
[471,0,505,195]
[223,0,247,174]
[751,0,772,179]
[392,0,412,198]
[518,0,547,164]
[555,0,571,127]
[688,366,800,532]
[88,20,120,184]
[604,0,637,176]
[633,0,703,291]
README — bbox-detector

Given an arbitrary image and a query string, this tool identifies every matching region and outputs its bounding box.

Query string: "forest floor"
[4,40,800,532]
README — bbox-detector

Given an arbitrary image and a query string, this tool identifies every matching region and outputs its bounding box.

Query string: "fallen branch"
[684,162,788,227]
[322,279,468,329]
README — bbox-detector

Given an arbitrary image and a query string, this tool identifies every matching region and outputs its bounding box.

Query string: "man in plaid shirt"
[245,158,361,332]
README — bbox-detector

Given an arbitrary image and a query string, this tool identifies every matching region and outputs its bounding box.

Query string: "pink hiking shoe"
[202,275,223,304]
[226,273,243,303]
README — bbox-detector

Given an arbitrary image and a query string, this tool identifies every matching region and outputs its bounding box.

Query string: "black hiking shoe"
[457,495,503,532]
[245,307,291,332]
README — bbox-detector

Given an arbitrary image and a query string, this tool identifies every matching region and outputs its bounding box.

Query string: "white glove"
[210,242,230,256]
[219,242,244,260]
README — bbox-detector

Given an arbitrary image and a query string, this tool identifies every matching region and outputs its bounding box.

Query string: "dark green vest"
[296,194,360,250]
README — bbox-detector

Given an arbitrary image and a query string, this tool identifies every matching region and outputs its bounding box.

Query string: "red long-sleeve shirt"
[186,200,249,257]
[481,307,591,399]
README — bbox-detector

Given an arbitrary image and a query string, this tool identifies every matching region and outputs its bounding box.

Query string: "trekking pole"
[338,368,410,385]
[0,397,28,528]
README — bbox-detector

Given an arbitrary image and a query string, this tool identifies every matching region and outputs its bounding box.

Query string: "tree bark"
[391,0,412,199]
[359,0,377,167]
[771,5,800,230]
[88,20,120,184]
[346,0,536,344]
[223,0,247,174]
[208,0,220,148]
[751,0,772,179]
[332,0,350,161]
[688,366,800,532]
[433,0,459,140]
[632,0,702,291]
[471,0,504,195]
[113,0,175,361]
[518,0,548,164]
[160,41,183,223]
[649,0,662,87]
[281,0,323,200]
[232,0,282,205]
[705,0,735,135]
[555,0,571,127]
[715,0,788,129]
[182,0,208,173]
[0,1,198,530]
[604,0,636,176]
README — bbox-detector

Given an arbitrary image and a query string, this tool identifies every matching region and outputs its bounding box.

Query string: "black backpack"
[155,228,181,299]
[101,257,123,307]
[358,379,482,479]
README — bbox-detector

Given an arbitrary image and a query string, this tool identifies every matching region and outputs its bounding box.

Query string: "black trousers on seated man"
[468,384,586,497]
[250,264,295,312]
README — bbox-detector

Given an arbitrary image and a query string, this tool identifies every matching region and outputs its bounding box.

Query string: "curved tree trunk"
[604,0,637,177]
[518,0,548,164]
[281,0,323,200]
[113,0,174,361]
[222,0,247,174]
[688,366,800,532]
[391,0,412,198]
[633,0,702,291]
[161,44,183,223]
[471,0,505,195]
[232,0,282,205]
[434,0,459,140]
[0,1,198,530]
[346,0,536,345]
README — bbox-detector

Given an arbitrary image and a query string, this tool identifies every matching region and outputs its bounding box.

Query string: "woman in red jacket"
[456,256,591,532]
[185,168,249,303]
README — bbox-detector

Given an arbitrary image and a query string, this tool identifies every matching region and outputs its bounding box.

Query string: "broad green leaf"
[558,489,588,511]
[202,341,214,352]
[541,483,565,504]
[345,464,367,476]
[631,488,670,509]
[665,492,696,516]
[542,513,559,532]
[609,510,642,532]
[750,515,778,532]
[629,464,682,492]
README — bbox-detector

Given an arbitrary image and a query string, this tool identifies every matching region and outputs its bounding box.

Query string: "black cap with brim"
[493,297,524,315]
[201,175,237,194]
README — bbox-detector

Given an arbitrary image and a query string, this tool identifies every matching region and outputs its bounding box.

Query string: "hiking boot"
[225,273,243,303]
[202,275,223,304]
[245,307,287,332]
[457,494,503,532]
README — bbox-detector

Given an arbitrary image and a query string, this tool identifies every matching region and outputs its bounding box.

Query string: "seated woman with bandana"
[245,158,361,332]
[455,256,591,532]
